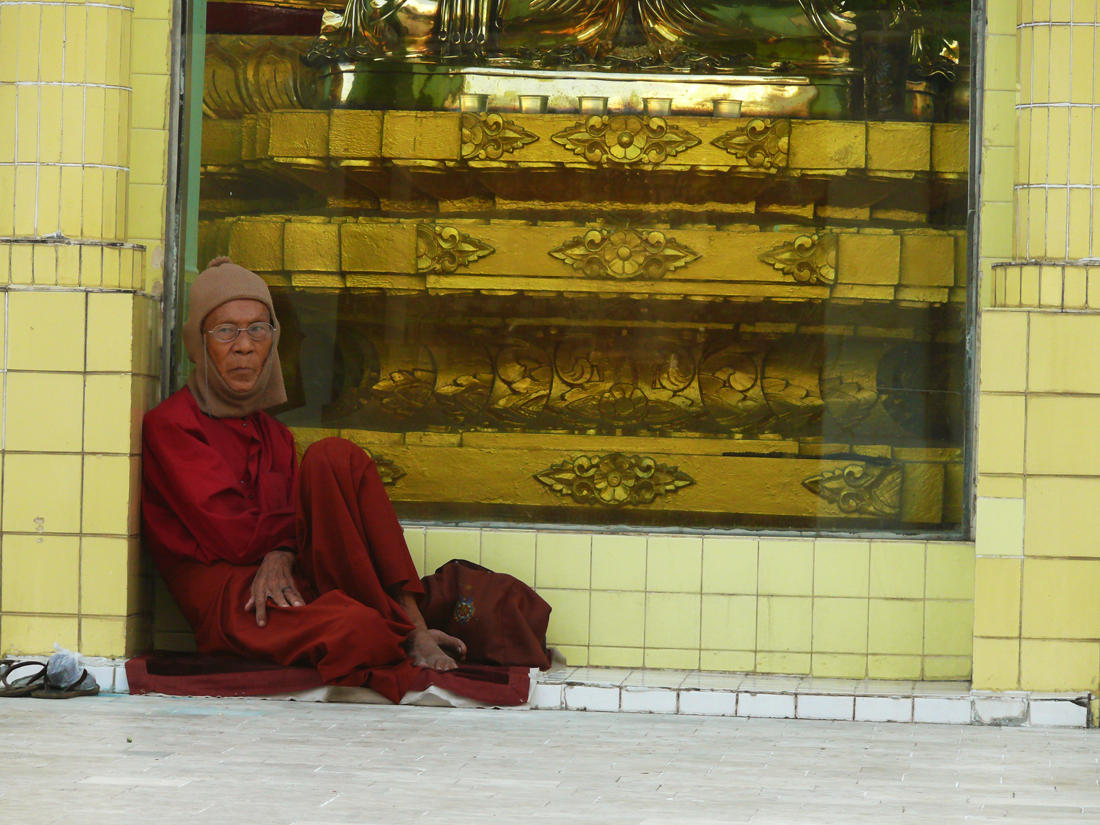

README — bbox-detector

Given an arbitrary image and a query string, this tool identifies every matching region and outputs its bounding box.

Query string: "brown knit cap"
[183,257,287,418]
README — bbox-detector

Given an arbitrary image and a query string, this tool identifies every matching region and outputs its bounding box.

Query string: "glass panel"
[189,0,973,533]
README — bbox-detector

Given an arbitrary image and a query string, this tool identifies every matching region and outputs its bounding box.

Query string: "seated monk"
[141,258,468,697]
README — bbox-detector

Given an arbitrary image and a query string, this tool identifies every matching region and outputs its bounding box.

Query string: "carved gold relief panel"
[273,292,963,456]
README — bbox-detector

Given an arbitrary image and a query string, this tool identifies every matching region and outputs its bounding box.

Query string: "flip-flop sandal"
[31,667,99,699]
[0,659,47,697]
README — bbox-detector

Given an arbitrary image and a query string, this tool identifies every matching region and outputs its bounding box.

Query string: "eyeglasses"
[206,322,276,343]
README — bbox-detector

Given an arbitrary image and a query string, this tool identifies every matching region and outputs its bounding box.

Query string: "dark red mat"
[126,653,530,705]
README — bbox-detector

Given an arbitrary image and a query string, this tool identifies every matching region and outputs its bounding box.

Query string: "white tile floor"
[1,694,1097,824]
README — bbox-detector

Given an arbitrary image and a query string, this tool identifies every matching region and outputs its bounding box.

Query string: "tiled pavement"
[2,694,1099,824]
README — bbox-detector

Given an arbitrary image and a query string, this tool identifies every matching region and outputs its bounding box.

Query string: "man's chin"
[223,371,259,394]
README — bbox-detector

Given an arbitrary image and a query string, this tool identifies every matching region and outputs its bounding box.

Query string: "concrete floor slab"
[1,694,1097,824]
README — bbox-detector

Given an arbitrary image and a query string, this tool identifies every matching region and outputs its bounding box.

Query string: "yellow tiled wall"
[0,0,171,657]
[972,2,1100,693]
[392,529,973,680]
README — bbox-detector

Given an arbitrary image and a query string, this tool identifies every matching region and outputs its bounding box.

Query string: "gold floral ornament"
[371,368,435,418]
[460,113,539,161]
[711,119,790,172]
[759,233,838,285]
[416,224,495,274]
[534,453,695,507]
[366,451,406,487]
[549,228,699,280]
[551,115,700,166]
[802,464,902,518]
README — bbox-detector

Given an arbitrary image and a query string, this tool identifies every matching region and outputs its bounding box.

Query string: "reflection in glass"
[192,0,973,533]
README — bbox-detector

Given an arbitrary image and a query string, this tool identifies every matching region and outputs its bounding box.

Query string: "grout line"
[1017,20,1100,27]
[1043,16,1052,261]
[640,534,649,662]
[1091,19,1097,260]
[752,537,760,672]
[56,1,67,250]
[1013,183,1100,189]
[1027,17,1036,259]
[0,162,133,172]
[1015,101,1100,108]
[80,0,88,244]
[32,0,43,240]
[0,1,133,10]
[1016,310,1031,690]
[9,80,133,91]
[1065,0,1075,262]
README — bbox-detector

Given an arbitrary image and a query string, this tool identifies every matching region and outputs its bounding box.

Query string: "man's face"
[203,298,273,394]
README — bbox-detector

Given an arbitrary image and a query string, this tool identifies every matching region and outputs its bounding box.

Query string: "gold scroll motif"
[204,37,319,118]
[551,116,700,166]
[548,228,700,280]
[802,463,903,517]
[292,431,405,486]
[710,119,791,172]
[415,223,495,273]
[759,233,838,286]
[534,452,695,507]
[370,453,407,486]
[460,113,539,160]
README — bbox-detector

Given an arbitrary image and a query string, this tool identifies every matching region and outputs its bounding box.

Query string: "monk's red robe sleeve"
[142,406,297,566]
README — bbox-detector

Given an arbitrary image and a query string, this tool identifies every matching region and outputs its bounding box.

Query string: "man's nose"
[232,331,256,352]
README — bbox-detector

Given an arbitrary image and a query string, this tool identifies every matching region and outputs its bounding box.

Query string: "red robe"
[141,387,424,701]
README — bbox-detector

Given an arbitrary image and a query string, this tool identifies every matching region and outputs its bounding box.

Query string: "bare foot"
[430,629,467,661]
[407,628,458,671]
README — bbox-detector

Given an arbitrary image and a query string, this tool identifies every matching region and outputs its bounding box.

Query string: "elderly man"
[142,258,466,700]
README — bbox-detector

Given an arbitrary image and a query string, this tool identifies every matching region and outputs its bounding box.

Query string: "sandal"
[31,667,99,699]
[0,659,47,697]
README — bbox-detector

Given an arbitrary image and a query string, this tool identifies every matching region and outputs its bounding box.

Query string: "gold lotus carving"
[759,233,838,285]
[551,115,700,166]
[416,223,495,274]
[366,451,406,486]
[461,113,538,161]
[802,463,902,517]
[534,453,695,507]
[549,228,700,280]
[711,118,790,171]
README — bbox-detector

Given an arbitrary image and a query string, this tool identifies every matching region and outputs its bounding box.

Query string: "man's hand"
[244,549,305,627]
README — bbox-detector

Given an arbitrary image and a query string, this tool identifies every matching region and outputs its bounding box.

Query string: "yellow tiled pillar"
[973,2,1100,693]
[0,0,172,658]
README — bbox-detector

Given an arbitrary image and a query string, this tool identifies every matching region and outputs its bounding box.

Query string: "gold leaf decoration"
[367,451,406,486]
[550,228,699,280]
[293,436,405,486]
[759,233,838,285]
[416,224,495,274]
[371,368,435,418]
[802,464,902,517]
[711,118,790,171]
[461,113,538,160]
[534,453,694,507]
[551,115,700,166]
[204,37,318,118]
